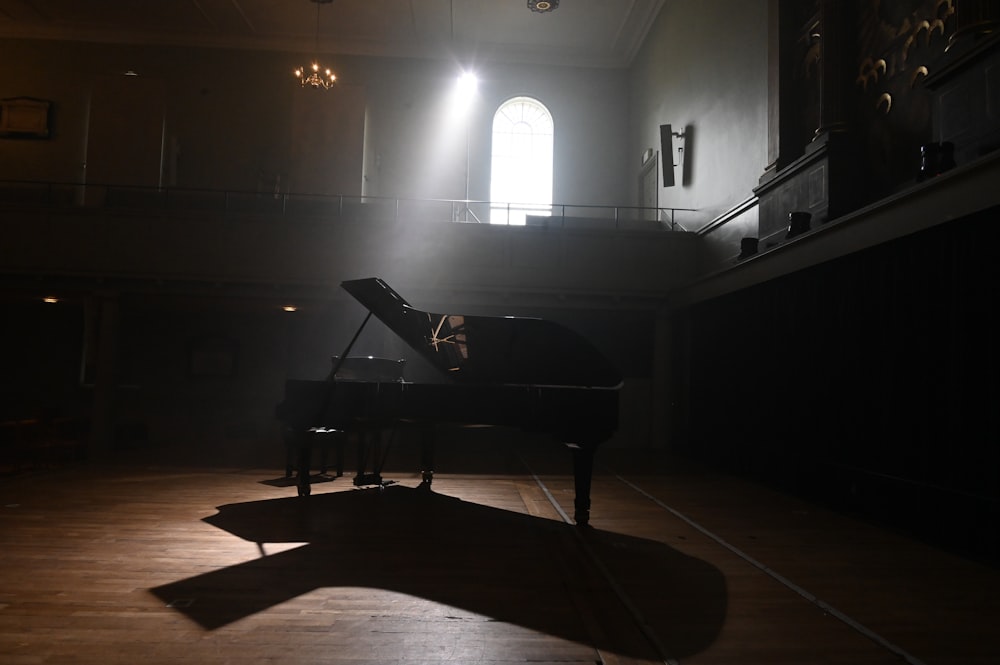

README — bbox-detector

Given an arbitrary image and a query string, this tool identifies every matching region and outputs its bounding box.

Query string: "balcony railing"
[0,180,695,231]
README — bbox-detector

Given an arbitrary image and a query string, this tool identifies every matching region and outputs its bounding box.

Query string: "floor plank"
[0,440,997,664]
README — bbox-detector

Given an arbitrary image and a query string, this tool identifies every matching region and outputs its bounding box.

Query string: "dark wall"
[0,284,655,471]
[0,299,87,421]
[672,204,1000,561]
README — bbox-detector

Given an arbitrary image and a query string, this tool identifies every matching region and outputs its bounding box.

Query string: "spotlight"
[449,71,478,114]
[457,71,478,95]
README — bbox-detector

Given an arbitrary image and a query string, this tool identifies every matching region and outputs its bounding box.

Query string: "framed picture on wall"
[0,97,51,138]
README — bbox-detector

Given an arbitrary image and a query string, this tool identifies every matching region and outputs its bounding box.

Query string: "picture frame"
[0,97,52,138]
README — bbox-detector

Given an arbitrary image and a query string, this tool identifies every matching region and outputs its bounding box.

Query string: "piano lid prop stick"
[296,309,377,497]
[326,310,374,381]
[311,309,374,428]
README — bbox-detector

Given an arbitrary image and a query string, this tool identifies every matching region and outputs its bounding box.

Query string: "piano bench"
[282,426,345,479]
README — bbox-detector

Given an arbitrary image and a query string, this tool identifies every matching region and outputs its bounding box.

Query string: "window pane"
[490,97,553,225]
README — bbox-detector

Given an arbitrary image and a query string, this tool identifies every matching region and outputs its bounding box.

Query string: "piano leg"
[419,424,434,486]
[295,430,311,497]
[335,435,345,477]
[318,435,329,476]
[570,444,595,526]
[353,430,384,487]
[282,426,296,478]
[284,438,294,478]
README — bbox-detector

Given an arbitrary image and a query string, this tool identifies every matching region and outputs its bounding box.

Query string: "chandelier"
[528,0,559,12]
[294,0,337,89]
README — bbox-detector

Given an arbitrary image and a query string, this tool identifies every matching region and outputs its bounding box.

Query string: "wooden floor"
[1,438,998,665]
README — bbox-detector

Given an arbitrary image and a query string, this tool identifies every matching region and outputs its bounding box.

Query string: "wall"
[0,196,699,464]
[0,272,672,468]
[670,202,1000,562]
[0,41,307,190]
[628,0,770,229]
[0,195,701,294]
[0,3,766,469]
[0,39,630,209]
[360,57,630,208]
[0,33,657,465]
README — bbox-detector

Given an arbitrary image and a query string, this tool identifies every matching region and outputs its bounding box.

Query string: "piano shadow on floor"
[150,483,727,660]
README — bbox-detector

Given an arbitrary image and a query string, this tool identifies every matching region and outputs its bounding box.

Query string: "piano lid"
[341,278,622,388]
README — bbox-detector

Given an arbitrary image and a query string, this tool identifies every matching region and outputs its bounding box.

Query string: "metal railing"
[0,180,696,231]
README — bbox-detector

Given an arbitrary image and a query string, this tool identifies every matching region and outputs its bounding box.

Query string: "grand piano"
[274,277,622,525]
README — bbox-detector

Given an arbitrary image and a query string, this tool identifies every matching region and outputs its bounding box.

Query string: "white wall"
[629,0,770,229]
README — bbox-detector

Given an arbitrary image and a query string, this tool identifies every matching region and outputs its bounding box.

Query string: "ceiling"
[0,0,666,68]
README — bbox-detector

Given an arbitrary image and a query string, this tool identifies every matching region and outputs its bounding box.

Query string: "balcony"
[0,181,694,232]
[0,181,703,304]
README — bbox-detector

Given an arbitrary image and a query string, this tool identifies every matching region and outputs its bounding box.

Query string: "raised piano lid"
[341,278,623,389]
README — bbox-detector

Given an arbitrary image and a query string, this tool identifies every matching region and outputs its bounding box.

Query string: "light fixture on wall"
[659,124,687,187]
[528,0,559,13]
[294,0,337,90]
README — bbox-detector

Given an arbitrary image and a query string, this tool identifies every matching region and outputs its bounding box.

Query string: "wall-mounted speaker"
[659,124,675,187]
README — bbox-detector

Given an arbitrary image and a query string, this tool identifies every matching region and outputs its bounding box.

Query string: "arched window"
[490,97,553,225]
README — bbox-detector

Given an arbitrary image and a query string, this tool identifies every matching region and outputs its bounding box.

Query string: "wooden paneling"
[675,202,1000,563]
